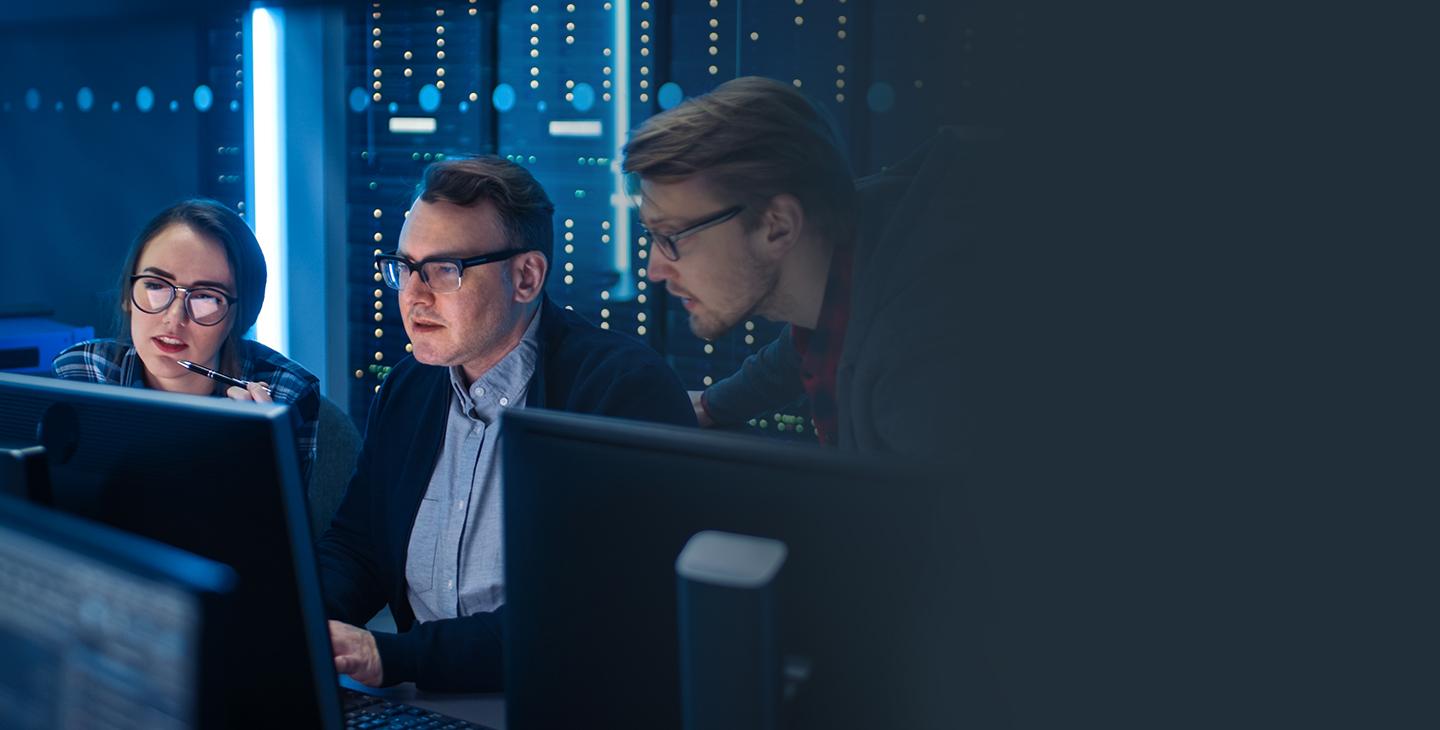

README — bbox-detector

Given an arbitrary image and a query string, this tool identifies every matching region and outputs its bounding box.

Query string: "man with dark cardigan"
[318,157,694,691]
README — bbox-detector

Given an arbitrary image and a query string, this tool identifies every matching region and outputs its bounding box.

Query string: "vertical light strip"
[610,0,634,299]
[248,6,289,354]
[734,0,743,76]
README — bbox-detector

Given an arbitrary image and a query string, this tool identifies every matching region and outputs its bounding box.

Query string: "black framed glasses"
[639,205,745,261]
[374,249,529,293]
[129,275,236,326]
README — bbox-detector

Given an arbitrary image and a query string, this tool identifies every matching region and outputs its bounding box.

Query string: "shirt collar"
[448,306,543,417]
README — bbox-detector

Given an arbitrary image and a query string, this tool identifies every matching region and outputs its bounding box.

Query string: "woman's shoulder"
[236,339,320,404]
[52,338,135,384]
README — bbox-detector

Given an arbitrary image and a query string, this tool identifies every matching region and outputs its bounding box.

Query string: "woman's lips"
[152,336,187,354]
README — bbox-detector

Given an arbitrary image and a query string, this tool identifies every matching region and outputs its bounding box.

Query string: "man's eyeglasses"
[638,205,745,261]
[129,275,236,326]
[374,249,529,293]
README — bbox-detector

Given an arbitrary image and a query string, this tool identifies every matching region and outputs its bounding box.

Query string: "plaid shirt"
[790,247,854,446]
[52,338,321,483]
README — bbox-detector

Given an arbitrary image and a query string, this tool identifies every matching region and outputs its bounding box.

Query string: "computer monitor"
[0,373,343,728]
[0,489,235,729]
[500,409,1008,730]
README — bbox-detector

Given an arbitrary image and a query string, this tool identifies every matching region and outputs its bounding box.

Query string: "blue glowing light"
[572,82,596,112]
[658,82,683,110]
[76,87,94,112]
[136,86,155,113]
[866,82,896,113]
[419,84,441,112]
[492,83,516,112]
[194,85,214,112]
[248,6,288,353]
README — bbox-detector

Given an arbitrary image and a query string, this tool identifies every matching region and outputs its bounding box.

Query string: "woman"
[53,198,320,483]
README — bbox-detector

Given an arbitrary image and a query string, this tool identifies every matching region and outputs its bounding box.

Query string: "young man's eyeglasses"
[374,249,529,293]
[639,205,745,261]
[129,275,236,326]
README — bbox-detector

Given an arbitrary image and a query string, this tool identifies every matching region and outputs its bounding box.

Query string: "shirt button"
[499,396,509,406]
[446,579,454,590]
[475,386,485,396]
[455,500,465,511]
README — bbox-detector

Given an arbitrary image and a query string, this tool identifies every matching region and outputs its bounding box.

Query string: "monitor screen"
[500,409,1005,730]
[0,492,234,729]
[0,373,343,728]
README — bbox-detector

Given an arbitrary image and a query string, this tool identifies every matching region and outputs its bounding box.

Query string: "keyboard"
[342,688,497,730]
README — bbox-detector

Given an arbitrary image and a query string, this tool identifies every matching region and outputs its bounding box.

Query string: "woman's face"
[128,224,237,394]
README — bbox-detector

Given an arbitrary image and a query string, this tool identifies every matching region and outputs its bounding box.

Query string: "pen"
[176,359,272,396]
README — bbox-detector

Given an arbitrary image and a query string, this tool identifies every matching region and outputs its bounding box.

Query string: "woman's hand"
[226,381,273,403]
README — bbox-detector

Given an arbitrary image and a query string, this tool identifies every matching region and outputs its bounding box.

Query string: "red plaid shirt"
[791,247,854,446]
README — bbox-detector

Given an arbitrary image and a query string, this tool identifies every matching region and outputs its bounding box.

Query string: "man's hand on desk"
[329,619,384,687]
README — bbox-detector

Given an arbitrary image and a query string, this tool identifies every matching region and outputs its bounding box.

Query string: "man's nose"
[646,255,674,282]
[399,270,433,305]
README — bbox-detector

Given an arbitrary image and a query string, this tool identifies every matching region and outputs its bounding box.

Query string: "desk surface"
[342,676,506,729]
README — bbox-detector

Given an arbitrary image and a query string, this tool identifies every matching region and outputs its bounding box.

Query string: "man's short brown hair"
[414,155,555,262]
[622,76,857,246]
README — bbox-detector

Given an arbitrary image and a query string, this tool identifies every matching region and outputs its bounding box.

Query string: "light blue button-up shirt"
[405,308,540,621]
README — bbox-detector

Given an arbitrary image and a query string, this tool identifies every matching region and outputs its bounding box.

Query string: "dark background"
[0,7,246,332]
[1,2,1429,727]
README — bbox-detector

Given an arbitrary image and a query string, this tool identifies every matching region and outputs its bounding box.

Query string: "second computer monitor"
[0,491,235,730]
[501,409,1006,730]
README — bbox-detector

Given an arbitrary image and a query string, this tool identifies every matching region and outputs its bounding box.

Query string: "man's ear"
[759,194,805,261]
[511,250,548,304]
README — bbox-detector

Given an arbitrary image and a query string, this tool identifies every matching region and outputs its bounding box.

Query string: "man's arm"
[579,357,698,427]
[330,607,507,692]
[867,340,968,459]
[699,327,805,426]
[315,388,390,627]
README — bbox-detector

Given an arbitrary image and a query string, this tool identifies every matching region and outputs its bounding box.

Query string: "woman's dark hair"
[116,199,267,376]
